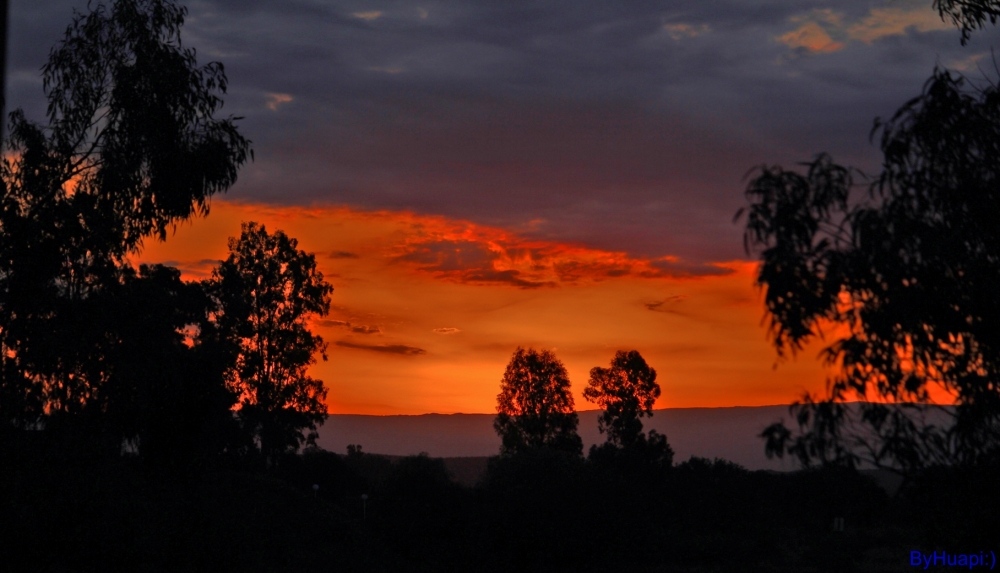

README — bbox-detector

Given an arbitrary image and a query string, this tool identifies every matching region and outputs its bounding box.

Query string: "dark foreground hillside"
[0,446,995,572]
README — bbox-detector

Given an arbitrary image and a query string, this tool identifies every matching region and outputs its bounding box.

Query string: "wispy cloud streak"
[336,341,426,355]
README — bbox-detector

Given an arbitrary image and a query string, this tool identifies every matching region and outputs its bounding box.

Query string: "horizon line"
[324,401,952,416]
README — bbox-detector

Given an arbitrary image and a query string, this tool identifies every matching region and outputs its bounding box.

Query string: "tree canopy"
[212,221,333,464]
[100,264,239,467]
[934,0,1000,43]
[494,347,583,456]
[584,350,660,448]
[0,0,250,436]
[584,350,674,471]
[738,68,1000,471]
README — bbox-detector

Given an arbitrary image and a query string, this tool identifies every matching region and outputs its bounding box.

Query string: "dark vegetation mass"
[1,0,999,571]
[4,432,998,571]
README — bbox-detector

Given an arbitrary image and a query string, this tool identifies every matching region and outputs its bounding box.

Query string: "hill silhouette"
[317,405,799,470]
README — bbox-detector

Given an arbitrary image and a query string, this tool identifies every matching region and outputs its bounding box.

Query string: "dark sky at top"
[9,0,1000,264]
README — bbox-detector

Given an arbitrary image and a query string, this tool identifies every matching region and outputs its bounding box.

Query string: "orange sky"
[136,200,842,415]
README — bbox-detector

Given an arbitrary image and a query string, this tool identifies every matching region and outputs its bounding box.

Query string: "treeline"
[0,221,332,467]
[337,451,989,572]
[4,440,997,572]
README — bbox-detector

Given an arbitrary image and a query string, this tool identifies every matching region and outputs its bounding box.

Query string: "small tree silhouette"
[584,350,673,470]
[494,347,583,456]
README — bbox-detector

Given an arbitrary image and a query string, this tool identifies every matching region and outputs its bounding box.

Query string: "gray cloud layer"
[10,0,999,263]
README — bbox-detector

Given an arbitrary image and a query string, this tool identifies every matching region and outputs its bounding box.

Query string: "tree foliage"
[934,0,1000,43]
[0,0,250,435]
[101,264,240,467]
[6,0,250,263]
[584,350,673,470]
[738,68,1000,471]
[212,221,333,463]
[584,350,661,448]
[494,347,583,456]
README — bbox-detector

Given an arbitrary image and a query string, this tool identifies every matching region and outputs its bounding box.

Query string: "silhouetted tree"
[494,347,583,456]
[935,0,1000,43]
[212,221,333,465]
[100,264,240,468]
[0,0,250,434]
[584,350,673,473]
[584,350,661,448]
[738,68,1000,472]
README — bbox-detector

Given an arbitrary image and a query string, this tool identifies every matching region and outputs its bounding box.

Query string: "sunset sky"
[9,0,996,414]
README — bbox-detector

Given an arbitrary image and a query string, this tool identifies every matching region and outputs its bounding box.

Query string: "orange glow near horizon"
[136,200,848,415]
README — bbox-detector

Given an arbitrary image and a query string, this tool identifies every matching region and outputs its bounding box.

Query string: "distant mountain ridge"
[316,405,802,471]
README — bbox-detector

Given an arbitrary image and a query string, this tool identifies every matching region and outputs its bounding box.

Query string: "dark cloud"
[317,319,380,334]
[645,294,689,312]
[459,268,555,289]
[647,259,735,278]
[326,251,360,259]
[396,240,496,272]
[336,341,427,355]
[11,0,1000,264]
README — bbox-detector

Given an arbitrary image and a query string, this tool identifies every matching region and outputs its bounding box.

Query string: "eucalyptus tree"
[935,0,1000,43]
[738,69,1000,471]
[494,347,583,456]
[212,222,333,465]
[0,0,251,436]
[584,350,661,448]
[736,0,1000,473]
[584,350,673,470]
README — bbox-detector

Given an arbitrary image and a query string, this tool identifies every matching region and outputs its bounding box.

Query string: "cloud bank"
[10,0,998,269]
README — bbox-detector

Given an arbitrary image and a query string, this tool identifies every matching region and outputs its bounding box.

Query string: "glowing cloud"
[433,327,461,334]
[265,92,293,111]
[663,23,710,41]
[352,11,383,21]
[776,21,844,54]
[777,5,953,55]
[846,7,953,43]
[388,214,729,287]
[949,51,990,72]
